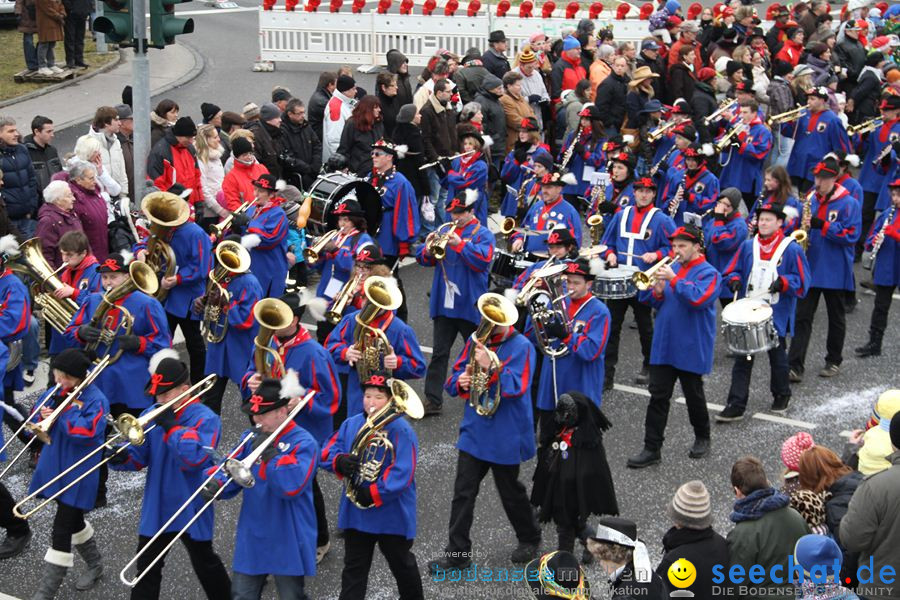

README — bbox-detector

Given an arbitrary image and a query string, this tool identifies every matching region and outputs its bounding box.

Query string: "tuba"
[467,293,518,417]
[326,270,364,325]
[346,379,423,508]
[201,241,251,343]
[524,263,571,357]
[86,261,159,364]
[9,238,79,333]
[252,298,294,377]
[141,192,185,302]
[352,276,402,381]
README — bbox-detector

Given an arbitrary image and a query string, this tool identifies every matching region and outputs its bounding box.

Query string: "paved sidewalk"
[2,42,202,131]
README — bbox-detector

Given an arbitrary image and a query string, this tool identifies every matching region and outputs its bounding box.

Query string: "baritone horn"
[9,238,78,333]
[353,276,402,381]
[141,192,185,302]
[467,293,518,416]
[252,298,294,376]
[201,241,252,343]
[631,256,674,290]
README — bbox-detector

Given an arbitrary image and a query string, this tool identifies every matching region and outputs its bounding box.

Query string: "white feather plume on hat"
[482,135,494,148]
[589,257,605,276]
[395,144,408,159]
[561,172,577,186]
[0,234,20,257]
[463,188,479,207]
[299,287,328,322]
[845,154,860,168]
[275,179,286,191]
[148,348,180,375]
[280,369,306,399]
[622,134,635,145]
[503,287,520,304]
[783,205,800,221]
[120,249,134,266]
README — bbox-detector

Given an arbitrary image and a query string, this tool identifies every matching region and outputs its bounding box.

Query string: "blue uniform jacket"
[50,258,102,355]
[601,205,674,271]
[655,150,685,204]
[203,272,262,383]
[500,148,551,217]
[66,290,171,410]
[510,197,583,254]
[111,398,221,540]
[704,213,748,298]
[525,294,610,411]
[243,202,289,297]
[806,185,861,291]
[876,154,899,213]
[442,154,489,225]
[216,423,318,577]
[314,230,373,300]
[0,270,32,392]
[370,171,419,257]
[838,173,863,204]
[558,131,606,197]
[639,256,720,375]
[723,234,810,337]
[28,384,109,511]
[241,326,341,445]
[859,118,900,194]
[658,167,720,226]
[320,414,417,539]
[786,110,851,180]
[445,329,536,465]
[866,207,900,287]
[163,222,212,320]
[0,342,8,461]
[325,309,425,417]
[749,193,803,234]
[719,119,773,195]
[592,181,636,222]
[416,218,494,324]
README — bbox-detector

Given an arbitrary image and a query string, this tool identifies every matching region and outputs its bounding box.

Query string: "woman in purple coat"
[52,160,109,261]
[35,180,84,268]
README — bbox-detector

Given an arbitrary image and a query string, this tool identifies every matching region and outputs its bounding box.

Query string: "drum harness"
[746,234,795,304]
[618,205,660,268]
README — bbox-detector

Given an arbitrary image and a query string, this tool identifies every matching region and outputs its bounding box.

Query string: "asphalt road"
[6,3,898,600]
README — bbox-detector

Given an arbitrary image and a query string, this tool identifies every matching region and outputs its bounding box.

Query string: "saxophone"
[865,206,895,271]
[559,125,583,170]
[791,190,812,251]
[352,276,402,382]
[467,293,518,417]
[587,175,606,217]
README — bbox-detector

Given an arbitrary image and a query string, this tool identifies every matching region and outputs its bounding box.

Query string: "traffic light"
[93,0,133,45]
[149,0,194,47]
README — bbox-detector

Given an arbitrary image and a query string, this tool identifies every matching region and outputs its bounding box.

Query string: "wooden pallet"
[13,69,76,83]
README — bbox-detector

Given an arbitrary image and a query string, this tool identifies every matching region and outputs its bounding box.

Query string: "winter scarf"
[730,487,790,523]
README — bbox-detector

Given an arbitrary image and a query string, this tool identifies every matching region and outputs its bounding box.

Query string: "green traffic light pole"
[131,0,151,206]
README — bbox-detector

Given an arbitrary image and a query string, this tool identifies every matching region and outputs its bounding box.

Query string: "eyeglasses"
[371,151,388,157]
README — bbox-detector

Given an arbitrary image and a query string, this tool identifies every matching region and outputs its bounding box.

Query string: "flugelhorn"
[648,119,678,143]
[847,117,882,136]
[426,222,455,260]
[467,294,517,417]
[631,256,674,290]
[9,238,78,333]
[303,229,339,263]
[212,198,253,240]
[252,298,293,376]
[201,241,251,343]
[326,270,364,325]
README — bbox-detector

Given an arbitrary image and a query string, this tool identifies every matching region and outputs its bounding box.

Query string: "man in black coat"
[62,0,92,68]
[473,74,507,161]
[835,22,867,92]
[419,79,458,226]
[595,56,630,136]
[307,71,336,143]
[635,39,665,100]
[691,69,719,145]
[280,98,322,191]
[0,117,38,237]
[586,517,666,600]
[23,115,61,202]
[391,104,430,200]
[386,49,414,107]
[481,30,511,80]
[246,103,284,178]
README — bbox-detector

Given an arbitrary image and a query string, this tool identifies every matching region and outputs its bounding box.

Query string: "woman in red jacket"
[775,26,804,67]
[221,134,269,211]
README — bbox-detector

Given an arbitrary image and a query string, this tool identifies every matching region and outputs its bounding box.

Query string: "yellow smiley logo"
[667,558,696,589]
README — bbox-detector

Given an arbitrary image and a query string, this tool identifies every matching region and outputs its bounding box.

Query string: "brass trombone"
[11,374,217,519]
[252,299,294,376]
[120,388,315,588]
[648,119,678,143]
[0,384,60,480]
[631,256,674,290]
[303,229,339,263]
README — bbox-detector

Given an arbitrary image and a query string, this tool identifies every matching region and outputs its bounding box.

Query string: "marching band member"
[590,149,636,220]
[509,170,583,254]
[107,353,231,600]
[310,197,374,343]
[368,139,419,322]
[785,87,851,193]
[65,253,172,417]
[525,258,610,422]
[416,189,494,416]
[326,277,425,418]
[855,178,900,359]
[0,342,31,562]
[137,192,213,386]
[558,105,607,206]
[430,292,541,570]
[195,246,263,416]
[718,203,810,421]
[788,156,861,381]
[656,123,695,205]
[0,235,33,439]
[47,231,102,357]
[858,96,900,257]
[242,293,341,561]
[834,150,864,205]
[440,131,490,226]
[232,174,289,298]
[601,177,675,388]
[27,349,108,599]
[501,151,554,225]
[648,100,693,170]
[660,144,719,226]
[320,372,424,600]
[627,224,720,469]
[202,375,318,600]
[512,226,579,290]
[748,166,802,235]
[703,188,749,305]
[500,117,551,218]
[717,99,773,210]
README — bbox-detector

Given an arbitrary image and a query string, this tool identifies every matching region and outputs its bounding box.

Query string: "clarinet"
[865,206,896,271]
[649,145,676,178]
[747,188,768,238]
[559,126,583,170]
[668,182,685,218]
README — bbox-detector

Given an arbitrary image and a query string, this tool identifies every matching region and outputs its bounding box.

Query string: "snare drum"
[304,173,382,236]
[592,265,639,299]
[721,298,778,357]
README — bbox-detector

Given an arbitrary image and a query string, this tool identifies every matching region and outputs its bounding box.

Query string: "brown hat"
[628,66,660,87]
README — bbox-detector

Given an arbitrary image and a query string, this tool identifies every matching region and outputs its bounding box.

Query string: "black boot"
[557,528,575,554]
[72,523,103,591]
[854,339,882,358]
[0,529,31,559]
[689,438,710,459]
[771,396,790,414]
[626,448,661,469]
[32,550,72,600]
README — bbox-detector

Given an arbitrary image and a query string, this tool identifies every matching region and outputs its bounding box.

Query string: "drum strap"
[749,236,794,302]
[618,206,658,267]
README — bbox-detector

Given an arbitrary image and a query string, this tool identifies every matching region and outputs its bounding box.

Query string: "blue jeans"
[423,168,448,235]
[23,316,39,372]
[11,218,36,239]
[231,572,307,600]
[23,33,38,71]
[769,132,794,169]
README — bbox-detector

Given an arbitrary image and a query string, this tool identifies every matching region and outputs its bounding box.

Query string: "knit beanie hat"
[667,480,711,529]
[51,348,93,380]
[242,102,260,119]
[171,116,197,137]
[259,103,281,122]
[781,432,815,472]
[231,136,254,157]
[200,102,221,124]
[396,103,418,124]
[562,36,580,51]
[337,75,356,93]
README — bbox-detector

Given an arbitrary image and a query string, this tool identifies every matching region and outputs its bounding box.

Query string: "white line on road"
[613,383,650,397]
[752,412,817,429]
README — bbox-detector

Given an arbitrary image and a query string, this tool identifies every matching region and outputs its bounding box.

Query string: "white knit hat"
[667,480,712,529]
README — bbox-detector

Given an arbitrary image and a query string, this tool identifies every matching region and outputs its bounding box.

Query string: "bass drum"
[304,173,382,237]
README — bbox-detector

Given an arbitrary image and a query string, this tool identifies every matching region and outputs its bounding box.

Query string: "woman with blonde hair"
[194,124,229,230]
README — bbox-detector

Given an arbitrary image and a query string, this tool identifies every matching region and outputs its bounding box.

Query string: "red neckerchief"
[756,229,784,260]
[367,309,394,331]
[558,427,574,446]
[684,166,708,190]
[671,152,685,169]
[485,327,516,348]
[274,326,312,354]
[454,216,478,236]
[255,196,284,217]
[335,227,359,246]
[61,255,98,286]
[671,255,705,286]
[566,292,592,318]
[837,173,853,187]
[459,152,481,171]
[814,185,843,219]
[878,118,900,144]
[716,210,741,224]
[537,196,563,230]
[806,110,824,133]
[630,202,654,234]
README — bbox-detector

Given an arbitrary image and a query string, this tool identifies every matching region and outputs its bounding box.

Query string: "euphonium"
[525,263,571,357]
[515,257,556,306]
[303,228,339,263]
[141,192,184,302]
[631,256,674,291]
[9,238,78,333]
[87,261,159,364]
[467,293,517,416]
[427,221,455,260]
[201,241,251,343]
[326,270,364,325]
[346,379,423,508]
[212,198,253,240]
[252,298,293,376]
[352,276,402,381]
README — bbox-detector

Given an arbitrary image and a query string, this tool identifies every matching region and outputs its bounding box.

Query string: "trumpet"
[120,386,314,588]
[201,241,252,343]
[848,118,882,136]
[12,375,216,519]
[648,119,678,143]
[326,270,364,324]
[766,105,807,127]
[141,192,184,302]
[9,238,79,333]
[466,294,518,417]
[303,228,339,263]
[351,276,402,382]
[714,124,745,153]
[426,221,456,260]
[419,150,476,170]
[252,298,294,377]
[631,256,674,291]
[212,199,253,240]
[703,98,738,126]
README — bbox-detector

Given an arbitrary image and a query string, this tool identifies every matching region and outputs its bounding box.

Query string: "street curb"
[0,48,125,110]
[153,40,206,101]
